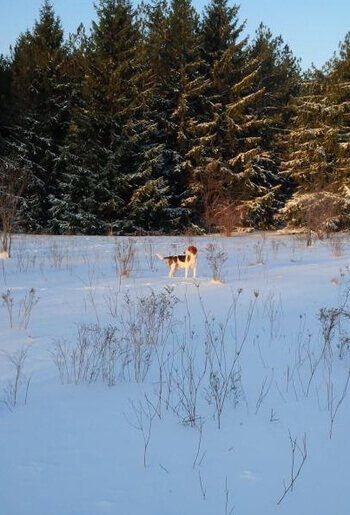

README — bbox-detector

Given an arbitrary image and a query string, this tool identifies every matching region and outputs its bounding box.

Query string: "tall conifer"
[10,1,69,230]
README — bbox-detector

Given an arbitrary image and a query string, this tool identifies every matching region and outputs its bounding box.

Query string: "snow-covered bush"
[280,191,350,235]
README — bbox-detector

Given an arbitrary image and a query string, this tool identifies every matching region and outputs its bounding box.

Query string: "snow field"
[0,233,350,515]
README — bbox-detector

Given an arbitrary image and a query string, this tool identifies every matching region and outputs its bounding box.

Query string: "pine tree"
[153,0,214,229]
[127,0,210,233]
[328,33,350,189]
[0,55,12,158]
[126,1,177,233]
[53,0,141,234]
[4,0,349,234]
[193,0,241,230]
[48,25,106,233]
[199,0,272,231]
[281,42,350,231]
[239,24,300,228]
[10,1,70,231]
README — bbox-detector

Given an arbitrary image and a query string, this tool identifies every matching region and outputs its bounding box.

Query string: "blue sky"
[0,0,349,69]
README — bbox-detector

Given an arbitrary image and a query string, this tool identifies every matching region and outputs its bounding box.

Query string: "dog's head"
[186,246,197,256]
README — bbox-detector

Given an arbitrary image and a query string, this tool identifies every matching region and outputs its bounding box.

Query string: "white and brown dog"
[157,246,197,278]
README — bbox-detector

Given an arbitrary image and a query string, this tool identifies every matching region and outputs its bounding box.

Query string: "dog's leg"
[185,266,188,279]
[169,263,176,278]
[193,263,197,278]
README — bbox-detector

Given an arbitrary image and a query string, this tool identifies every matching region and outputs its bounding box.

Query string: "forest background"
[1,0,350,236]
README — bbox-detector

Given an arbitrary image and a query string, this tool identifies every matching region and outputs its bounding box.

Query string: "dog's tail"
[156,253,165,260]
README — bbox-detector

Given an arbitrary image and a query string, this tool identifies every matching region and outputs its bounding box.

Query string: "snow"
[1,233,350,514]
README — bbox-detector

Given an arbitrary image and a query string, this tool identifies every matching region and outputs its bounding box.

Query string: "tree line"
[0,0,350,235]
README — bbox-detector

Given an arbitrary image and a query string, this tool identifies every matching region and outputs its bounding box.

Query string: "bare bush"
[317,293,350,437]
[205,243,227,283]
[18,288,39,329]
[271,239,281,259]
[328,369,350,439]
[255,371,274,414]
[2,287,38,329]
[202,300,241,429]
[119,287,178,383]
[128,396,157,467]
[52,324,120,386]
[53,288,178,387]
[277,432,308,505]
[145,238,156,271]
[262,291,283,341]
[199,289,258,428]
[253,241,266,265]
[0,160,27,257]
[2,347,31,411]
[2,288,14,327]
[329,236,344,257]
[153,288,257,429]
[172,339,207,427]
[15,242,37,273]
[113,238,136,280]
[212,202,249,237]
[318,306,350,359]
[49,241,67,269]
[104,287,120,320]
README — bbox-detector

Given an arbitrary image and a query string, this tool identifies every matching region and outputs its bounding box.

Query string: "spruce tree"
[0,55,12,158]
[241,24,300,228]
[53,0,140,234]
[154,0,213,229]
[48,25,105,234]
[10,1,69,231]
[127,0,210,233]
[328,33,350,190]
[199,0,271,231]
[126,1,176,233]
[195,0,242,230]
[281,46,350,231]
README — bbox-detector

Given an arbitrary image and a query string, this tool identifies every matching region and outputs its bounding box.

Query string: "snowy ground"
[1,232,350,515]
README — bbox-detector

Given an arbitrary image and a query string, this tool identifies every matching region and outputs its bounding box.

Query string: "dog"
[156,246,197,278]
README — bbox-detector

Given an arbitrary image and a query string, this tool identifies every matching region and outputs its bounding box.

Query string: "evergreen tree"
[126,1,177,232]
[194,0,241,230]
[48,25,105,233]
[127,0,210,232]
[282,70,331,191]
[151,0,214,229]
[328,33,350,188]
[240,24,300,228]
[3,0,349,234]
[52,0,140,234]
[0,55,12,158]
[282,41,350,230]
[199,0,271,230]
[88,0,140,231]
[10,1,70,230]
